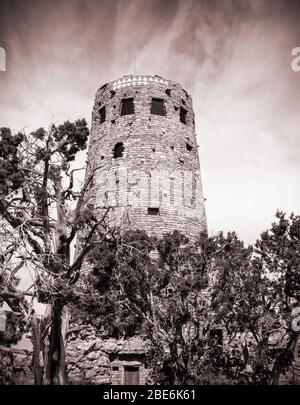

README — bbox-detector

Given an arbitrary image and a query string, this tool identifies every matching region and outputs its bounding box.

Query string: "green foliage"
[72,230,154,338]
[0,311,26,346]
[256,211,300,299]
[73,212,300,385]
[74,229,212,383]
[31,120,89,163]
[0,128,24,199]
[0,311,27,385]
[0,120,93,384]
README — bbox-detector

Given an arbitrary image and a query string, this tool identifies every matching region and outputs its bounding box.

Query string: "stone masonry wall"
[86,75,207,241]
[66,327,152,385]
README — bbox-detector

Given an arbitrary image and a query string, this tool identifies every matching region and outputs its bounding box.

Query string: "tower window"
[186,143,193,151]
[180,107,187,124]
[148,207,160,215]
[151,98,166,116]
[121,98,134,115]
[99,106,106,124]
[113,142,124,158]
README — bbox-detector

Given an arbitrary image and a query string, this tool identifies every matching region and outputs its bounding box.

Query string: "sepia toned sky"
[0,0,299,244]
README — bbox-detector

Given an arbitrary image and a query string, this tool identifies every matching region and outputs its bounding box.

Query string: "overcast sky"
[0,0,299,244]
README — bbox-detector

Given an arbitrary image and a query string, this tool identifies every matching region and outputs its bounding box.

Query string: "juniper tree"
[209,214,300,384]
[75,229,212,384]
[78,218,300,385]
[0,122,110,384]
[254,211,300,384]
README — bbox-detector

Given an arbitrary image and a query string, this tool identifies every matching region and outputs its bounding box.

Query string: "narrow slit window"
[151,98,166,116]
[180,107,187,124]
[121,98,134,115]
[113,142,124,158]
[148,207,160,215]
[99,106,106,124]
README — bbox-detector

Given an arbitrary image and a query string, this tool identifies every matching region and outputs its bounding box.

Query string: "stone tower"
[86,74,207,241]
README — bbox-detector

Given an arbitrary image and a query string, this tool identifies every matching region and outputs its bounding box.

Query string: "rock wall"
[86,74,207,241]
[66,330,152,385]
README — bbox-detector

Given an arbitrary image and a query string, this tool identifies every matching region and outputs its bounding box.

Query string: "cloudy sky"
[0,0,299,244]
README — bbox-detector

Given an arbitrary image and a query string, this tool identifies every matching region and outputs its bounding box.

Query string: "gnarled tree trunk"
[44,304,69,385]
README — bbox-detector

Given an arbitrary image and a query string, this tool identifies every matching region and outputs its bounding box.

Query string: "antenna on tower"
[133,54,136,75]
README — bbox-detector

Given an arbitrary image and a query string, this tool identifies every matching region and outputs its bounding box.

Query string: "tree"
[0,122,110,384]
[208,231,275,384]
[79,218,300,385]
[255,211,300,384]
[76,229,212,384]
[209,213,300,384]
[0,309,26,384]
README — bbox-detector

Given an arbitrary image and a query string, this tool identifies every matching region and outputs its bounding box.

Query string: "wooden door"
[123,366,140,385]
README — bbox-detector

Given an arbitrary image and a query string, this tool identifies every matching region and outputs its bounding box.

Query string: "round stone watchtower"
[86,74,207,240]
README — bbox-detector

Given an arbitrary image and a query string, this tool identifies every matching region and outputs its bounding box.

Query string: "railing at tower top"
[111,76,169,91]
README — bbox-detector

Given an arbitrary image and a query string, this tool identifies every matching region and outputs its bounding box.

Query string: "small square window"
[121,98,135,115]
[151,98,166,116]
[99,106,106,124]
[180,107,187,124]
[148,207,160,215]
